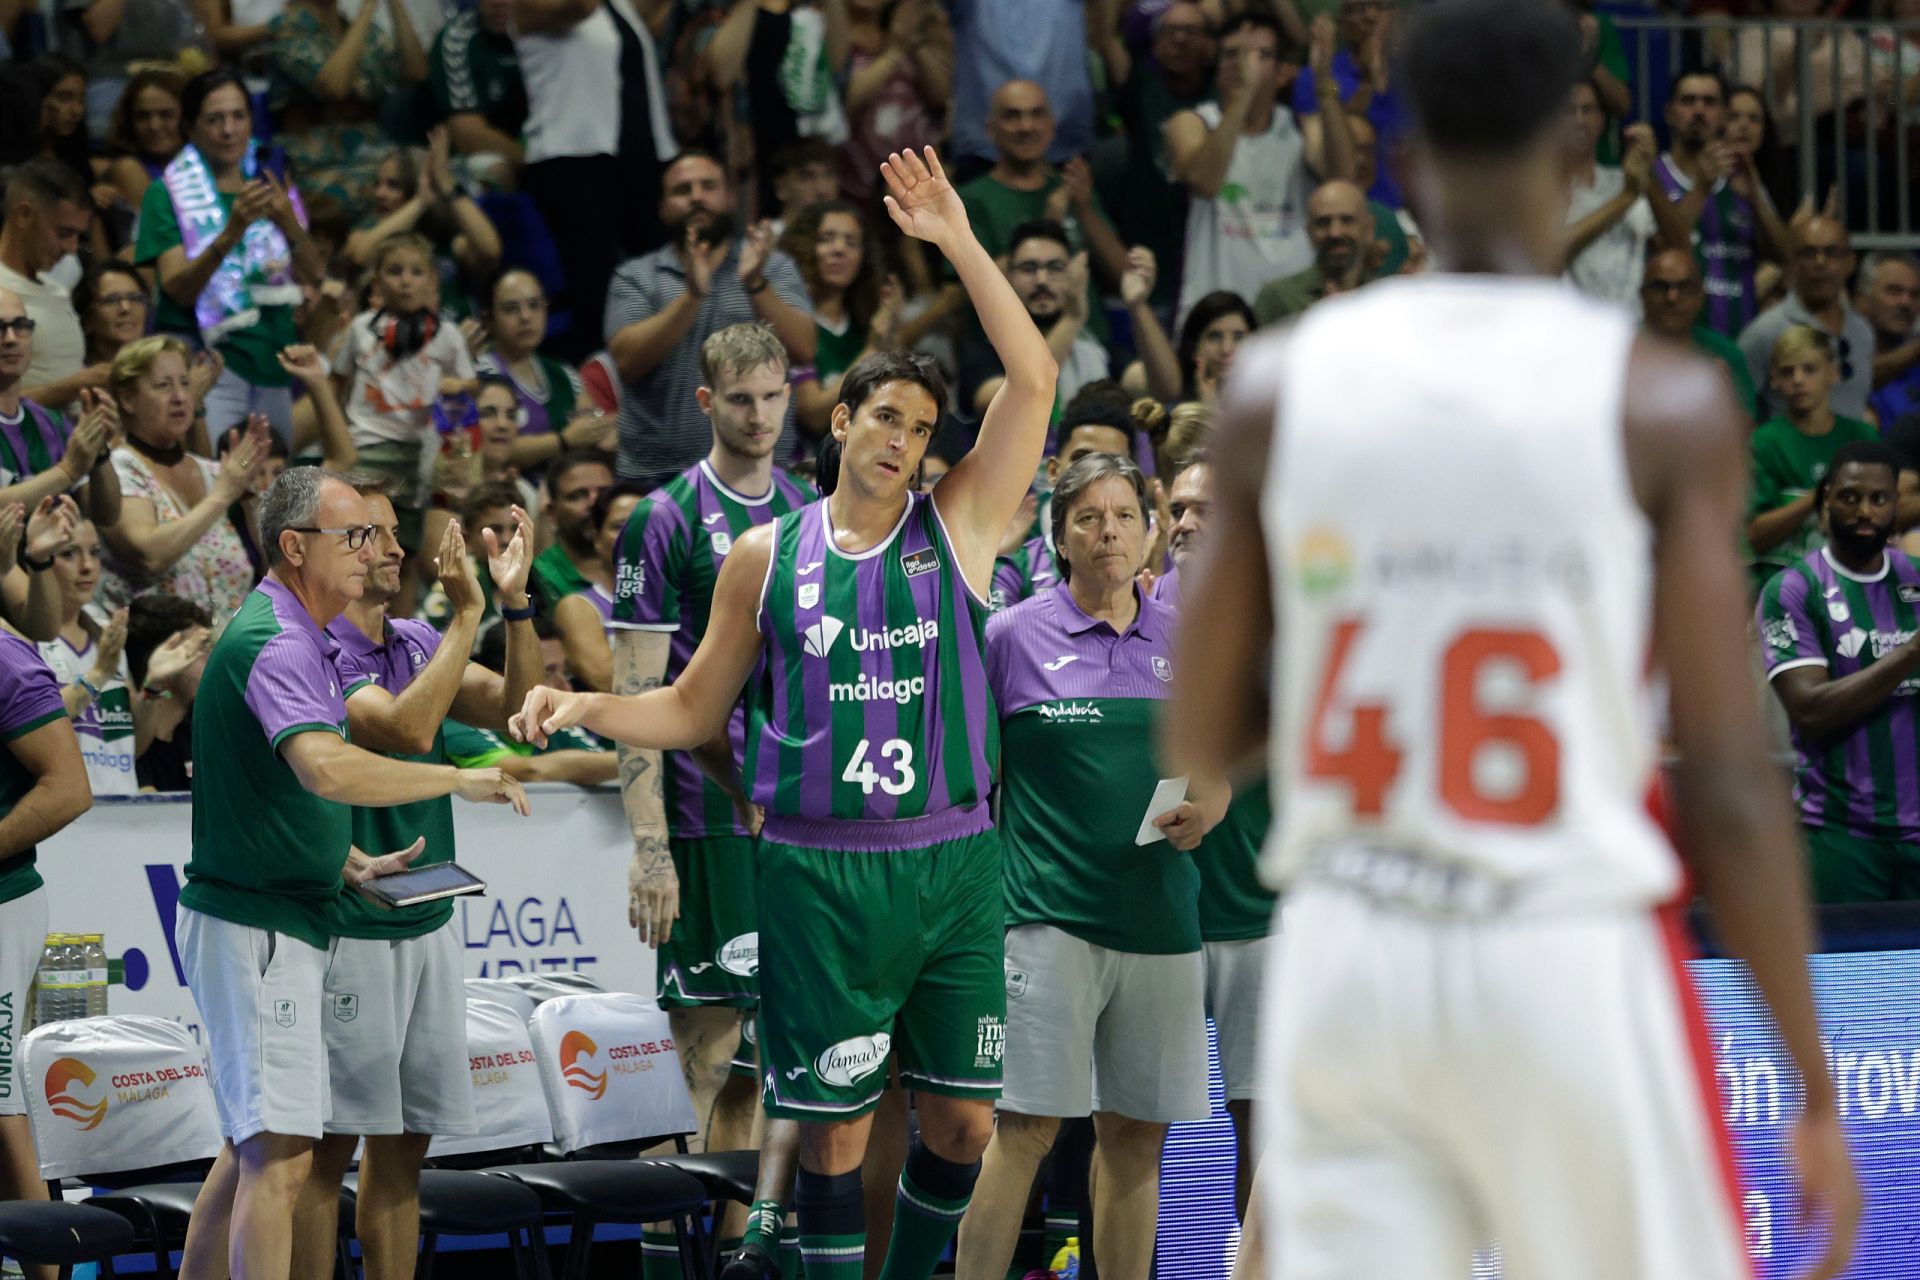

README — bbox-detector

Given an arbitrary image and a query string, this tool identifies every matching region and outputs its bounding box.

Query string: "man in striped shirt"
[0,288,118,525]
[1759,440,1920,902]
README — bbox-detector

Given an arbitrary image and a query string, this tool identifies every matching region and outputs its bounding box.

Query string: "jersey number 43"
[1306,619,1563,825]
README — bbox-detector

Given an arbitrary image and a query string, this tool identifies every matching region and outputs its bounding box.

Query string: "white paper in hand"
[1136,776,1191,846]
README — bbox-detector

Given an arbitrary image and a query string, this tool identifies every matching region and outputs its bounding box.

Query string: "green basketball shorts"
[657,835,761,1009]
[757,828,1005,1120]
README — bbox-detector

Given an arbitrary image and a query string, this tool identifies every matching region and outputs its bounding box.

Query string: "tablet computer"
[358,862,487,909]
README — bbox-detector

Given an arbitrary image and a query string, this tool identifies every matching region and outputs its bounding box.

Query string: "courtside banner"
[23,1015,222,1179]
[429,998,553,1159]
[34,787,655,1035]
[527,993,697,1153]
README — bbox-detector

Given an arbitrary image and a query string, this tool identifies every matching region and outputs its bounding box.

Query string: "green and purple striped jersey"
[989,534,1056,612]
[0,400,68,485]
[985,583,1200,954]
[610,460,815,839]
[1759,547,1920,843]
[748,492,996,849]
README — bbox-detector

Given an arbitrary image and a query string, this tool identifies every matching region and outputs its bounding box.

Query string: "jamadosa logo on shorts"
[814,1033,891,1088]
[558,1030,607,1100]
[718,933,759,977]
[45,1057,107,1130]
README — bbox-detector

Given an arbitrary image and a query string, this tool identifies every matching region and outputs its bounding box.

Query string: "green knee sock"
[796,1168,864,1280]
[741,1198,784,1254]
[876,1144,981,1280]
[780,1221,805,1277]
[641,1226,682,1278]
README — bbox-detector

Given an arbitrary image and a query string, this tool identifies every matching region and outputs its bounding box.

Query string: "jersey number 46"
[1306,619,1563,825]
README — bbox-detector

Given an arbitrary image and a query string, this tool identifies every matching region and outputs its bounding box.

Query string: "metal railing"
[1615,16,1920,248]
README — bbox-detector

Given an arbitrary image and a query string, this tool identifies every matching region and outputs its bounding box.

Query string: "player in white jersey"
[1163,2,1861,1277]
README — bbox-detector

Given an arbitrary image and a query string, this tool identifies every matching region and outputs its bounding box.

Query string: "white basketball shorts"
[1260,885,1749,1280]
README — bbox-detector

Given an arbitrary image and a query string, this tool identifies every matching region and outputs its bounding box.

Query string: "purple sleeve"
[0,632,66,740]
[990,558,1023,612]
[391,617,445,662]
[612,498,685,629]
[1757,569,1825,675]
[984,606,1017,710]
[244,630,348,749]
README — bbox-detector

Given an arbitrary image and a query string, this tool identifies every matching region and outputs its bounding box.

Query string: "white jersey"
[1256,275,1679,912]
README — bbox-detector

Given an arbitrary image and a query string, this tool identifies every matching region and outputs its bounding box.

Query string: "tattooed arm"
[613,628,677,946]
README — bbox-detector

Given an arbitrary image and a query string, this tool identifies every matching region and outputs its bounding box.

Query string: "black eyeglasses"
[0,317,37,336]
[1836,335,1855,382]
[291,524,378,549]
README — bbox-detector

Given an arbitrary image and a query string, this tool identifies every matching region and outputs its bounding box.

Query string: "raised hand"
[189,350,225,405]
[880,147,970,251]
[459,317,491,362]
[256,170,301,232]
[25,495,79,561]
[230,179,276,229]
[92,608,129,687]
[1308,13,1337,83]
[64,400,117,476]
[1120,246,1157,307]
[214,418,271,503]
[737,219,776,285]
[0,502,21,576]
[683,226,726,298]
[276,343,329,387]
[145,625,212,692]
[1058,157,1094,213]
[560,410,619,451]
[427,124,457,199]
[1622,123,1658,193]
[1061,251,1091,322]
[484,504,538,602]
[435,517,483,617]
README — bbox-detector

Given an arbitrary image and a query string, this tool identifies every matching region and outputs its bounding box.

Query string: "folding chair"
[486,992,717,1280]
[21,1016,223,1279]
[0,1200,137,1278]
[327,999,554,1280]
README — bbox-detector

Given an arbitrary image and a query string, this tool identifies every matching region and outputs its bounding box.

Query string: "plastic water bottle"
[32,934,64,1026]
[56,935,83,1020]
[80,934,108,1016]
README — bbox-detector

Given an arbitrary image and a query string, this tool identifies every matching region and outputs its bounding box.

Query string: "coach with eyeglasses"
[176,465,528,1280]
[1739,214,1875,421]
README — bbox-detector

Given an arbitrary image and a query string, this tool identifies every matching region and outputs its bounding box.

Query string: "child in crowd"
[1747,324,1878,589]
[474,268,615,473]
[332,232,477,600]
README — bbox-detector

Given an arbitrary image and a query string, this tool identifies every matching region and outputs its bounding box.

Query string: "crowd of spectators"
[2,0,1920,907]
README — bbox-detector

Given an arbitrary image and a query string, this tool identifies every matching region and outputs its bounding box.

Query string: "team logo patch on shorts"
[274,1000,297,1028]
[332,994,359,1023]
[814,1032,892,1087]
[717,933,759,977]
[1005,968,1028,999]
